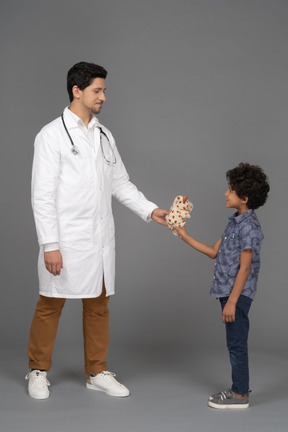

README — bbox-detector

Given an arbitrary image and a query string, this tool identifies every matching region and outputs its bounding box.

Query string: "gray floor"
[1,344,287,432]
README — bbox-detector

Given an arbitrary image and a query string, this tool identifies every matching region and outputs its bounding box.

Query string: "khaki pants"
[28,285,110,375]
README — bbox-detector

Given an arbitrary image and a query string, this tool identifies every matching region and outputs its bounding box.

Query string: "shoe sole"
[28,391,50,400]
[208,400,249,409]
[86,383,130,398]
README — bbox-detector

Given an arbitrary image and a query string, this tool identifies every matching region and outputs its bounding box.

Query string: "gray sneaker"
[209,388,232,401]
[208,389,249,409]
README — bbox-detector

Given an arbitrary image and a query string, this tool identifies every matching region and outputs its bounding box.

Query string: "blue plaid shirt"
[210,209,264,300]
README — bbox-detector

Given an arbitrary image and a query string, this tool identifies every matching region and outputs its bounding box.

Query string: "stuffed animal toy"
[166,195,193,236]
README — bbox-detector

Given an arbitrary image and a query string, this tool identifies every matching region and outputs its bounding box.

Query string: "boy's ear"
[242,196,248,204]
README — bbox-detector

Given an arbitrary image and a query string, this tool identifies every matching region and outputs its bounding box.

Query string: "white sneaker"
[86,371,130,397]
[25,370,50,399]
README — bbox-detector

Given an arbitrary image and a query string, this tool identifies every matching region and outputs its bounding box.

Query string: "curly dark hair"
[226,163,270,210]
[67,62,107,102]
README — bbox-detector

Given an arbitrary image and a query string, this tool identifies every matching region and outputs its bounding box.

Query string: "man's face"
[78,78,106,114]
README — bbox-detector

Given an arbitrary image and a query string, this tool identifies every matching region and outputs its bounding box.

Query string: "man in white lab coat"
[26,62,169,399]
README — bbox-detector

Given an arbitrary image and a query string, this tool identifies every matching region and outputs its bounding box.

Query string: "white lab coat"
[32,107,158,298]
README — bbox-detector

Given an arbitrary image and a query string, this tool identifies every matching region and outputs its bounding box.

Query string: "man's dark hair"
[67,62,108,102]
[226,163,270,210]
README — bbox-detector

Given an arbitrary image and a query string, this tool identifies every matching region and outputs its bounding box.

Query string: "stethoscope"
[61,113,117,165]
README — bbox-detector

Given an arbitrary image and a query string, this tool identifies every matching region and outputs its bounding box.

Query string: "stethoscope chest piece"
[71,145,79,155]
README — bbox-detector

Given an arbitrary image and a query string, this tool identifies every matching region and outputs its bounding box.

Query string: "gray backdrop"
[0,1,287,431]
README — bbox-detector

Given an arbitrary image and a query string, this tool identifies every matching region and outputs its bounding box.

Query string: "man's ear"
[72,85,81,100]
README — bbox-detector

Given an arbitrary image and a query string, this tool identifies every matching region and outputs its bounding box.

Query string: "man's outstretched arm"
[151,208,170,226]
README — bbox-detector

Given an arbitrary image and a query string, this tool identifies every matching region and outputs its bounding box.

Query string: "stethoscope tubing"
[61,113,79,155]
[61,112,116,164]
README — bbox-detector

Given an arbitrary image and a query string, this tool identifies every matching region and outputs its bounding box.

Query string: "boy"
[174,163,269,409]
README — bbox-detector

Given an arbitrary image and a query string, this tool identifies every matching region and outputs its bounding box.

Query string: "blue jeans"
[219,295,253,395]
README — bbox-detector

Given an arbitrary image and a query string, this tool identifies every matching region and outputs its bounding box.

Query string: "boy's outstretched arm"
[173,226,221,259]
[222,249,252,323]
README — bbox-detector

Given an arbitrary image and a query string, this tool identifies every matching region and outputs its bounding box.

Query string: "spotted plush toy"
[166,195,193,236]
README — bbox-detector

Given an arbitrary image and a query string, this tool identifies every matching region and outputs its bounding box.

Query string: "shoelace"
[25,371,50,387]
[96,371,125,387]
[99,371,116,378]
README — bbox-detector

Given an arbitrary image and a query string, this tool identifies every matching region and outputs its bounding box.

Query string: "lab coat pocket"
[61,153,94,189]
[59,218,93,250]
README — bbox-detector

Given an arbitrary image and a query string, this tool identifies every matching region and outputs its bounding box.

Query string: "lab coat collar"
[63,106,100,130]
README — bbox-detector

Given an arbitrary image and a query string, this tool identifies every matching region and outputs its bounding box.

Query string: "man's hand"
[222,301,236,323]
[44,250,63,276]
[151,208,170,226]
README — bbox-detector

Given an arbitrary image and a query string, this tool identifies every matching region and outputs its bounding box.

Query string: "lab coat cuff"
[44,242,60,252]
[147,205,159,222]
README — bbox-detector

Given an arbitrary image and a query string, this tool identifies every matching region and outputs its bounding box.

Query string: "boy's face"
[225,186,248,213]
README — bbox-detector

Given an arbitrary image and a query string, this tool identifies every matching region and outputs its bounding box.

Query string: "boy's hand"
[222,301,236,323]
[173,225,188,240]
